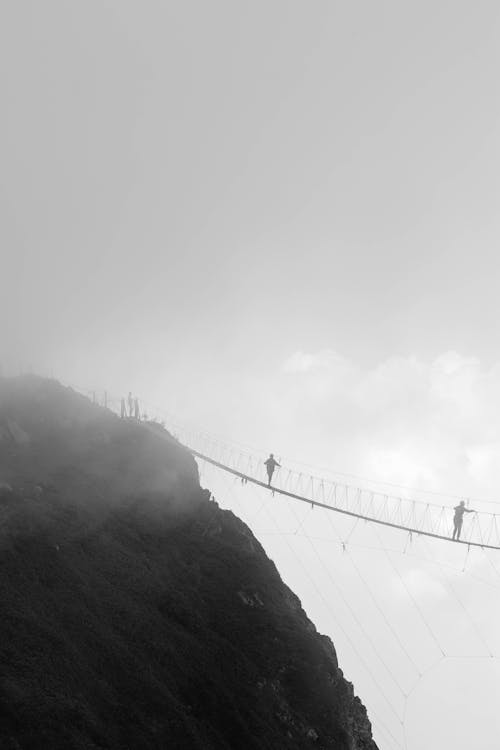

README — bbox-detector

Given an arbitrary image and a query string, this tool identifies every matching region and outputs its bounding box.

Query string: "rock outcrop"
[0,376,378,749]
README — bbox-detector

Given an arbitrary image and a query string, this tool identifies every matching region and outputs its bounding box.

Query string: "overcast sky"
[2,2,500,747]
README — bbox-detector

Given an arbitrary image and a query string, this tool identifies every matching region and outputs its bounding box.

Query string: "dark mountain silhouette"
[0,376,378,750]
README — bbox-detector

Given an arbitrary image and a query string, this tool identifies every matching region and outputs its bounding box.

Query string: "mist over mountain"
[0,376,377,749]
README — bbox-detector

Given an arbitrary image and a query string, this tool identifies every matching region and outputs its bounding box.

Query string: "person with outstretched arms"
[264,453,280,487]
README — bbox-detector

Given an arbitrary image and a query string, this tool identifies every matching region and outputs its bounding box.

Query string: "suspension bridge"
[78,384,500,552]
[187,445,500,552]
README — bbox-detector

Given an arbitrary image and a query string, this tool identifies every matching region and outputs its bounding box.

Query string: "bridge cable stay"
[321,509,422,676]
[245,465,500,740]
[207,468,405,744]
[226,474,500,750]
[263,486,412,703]
[240,477,404,749]
[368,521,499,748]
[482,547,500,585]
[317,503,498,747]
[420,536,494,657]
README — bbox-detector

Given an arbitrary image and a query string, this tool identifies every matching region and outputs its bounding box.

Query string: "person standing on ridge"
[452,500,475,541]
[264,454,280,487]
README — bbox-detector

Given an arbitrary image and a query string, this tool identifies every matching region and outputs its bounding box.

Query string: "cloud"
[273,349,500,506]
[166,346,500,511]
[283,350,353,374]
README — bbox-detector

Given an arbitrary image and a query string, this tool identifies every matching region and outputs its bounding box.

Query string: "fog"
[2,1,500,748]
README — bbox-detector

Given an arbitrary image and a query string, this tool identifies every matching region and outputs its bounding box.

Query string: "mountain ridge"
[0,376,377,749]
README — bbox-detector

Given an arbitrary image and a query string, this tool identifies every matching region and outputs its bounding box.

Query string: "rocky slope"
[0,376,377,750]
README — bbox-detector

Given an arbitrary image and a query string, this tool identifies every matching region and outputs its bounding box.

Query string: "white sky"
[2,1,500,747]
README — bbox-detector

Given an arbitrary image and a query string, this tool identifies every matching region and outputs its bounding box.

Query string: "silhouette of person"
[452,500,475,540]
[128,392,133,418]
[264,454,280,487]
[134,397,140,420]
[120,398,126,418]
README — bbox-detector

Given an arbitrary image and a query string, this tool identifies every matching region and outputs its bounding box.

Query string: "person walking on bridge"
[452,500,475,541]
[264,454,280,487]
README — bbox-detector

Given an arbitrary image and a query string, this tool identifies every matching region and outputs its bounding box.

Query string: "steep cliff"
[0,376,377,750]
